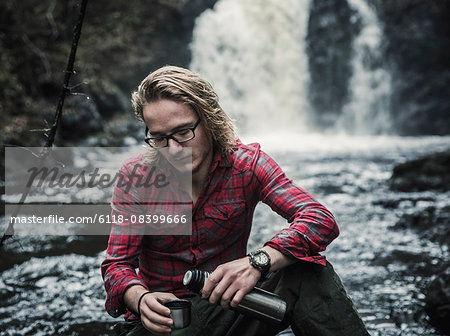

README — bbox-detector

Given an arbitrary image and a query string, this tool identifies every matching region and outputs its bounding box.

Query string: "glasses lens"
[147,137,167,148]
[172,129,194,143]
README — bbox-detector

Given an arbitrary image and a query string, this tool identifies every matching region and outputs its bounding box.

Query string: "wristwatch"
[248,249,271,279]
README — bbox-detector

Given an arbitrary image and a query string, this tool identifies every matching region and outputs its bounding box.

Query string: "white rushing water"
[191,0,393,136]
[190,0,311,134]
[336,0,393,134]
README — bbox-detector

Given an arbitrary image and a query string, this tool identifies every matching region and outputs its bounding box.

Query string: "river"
[1,134,449,335]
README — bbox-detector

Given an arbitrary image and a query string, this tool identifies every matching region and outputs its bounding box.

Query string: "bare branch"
[1,0,89,247]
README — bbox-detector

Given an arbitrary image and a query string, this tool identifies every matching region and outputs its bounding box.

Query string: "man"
[101,66,369,336]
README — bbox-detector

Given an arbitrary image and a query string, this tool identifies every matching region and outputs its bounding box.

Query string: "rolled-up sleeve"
[254,149,339,265]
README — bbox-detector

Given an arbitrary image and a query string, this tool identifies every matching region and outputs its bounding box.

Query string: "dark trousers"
[114,261,369,336]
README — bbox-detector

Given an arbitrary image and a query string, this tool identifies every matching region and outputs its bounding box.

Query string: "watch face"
[255,252,269,266]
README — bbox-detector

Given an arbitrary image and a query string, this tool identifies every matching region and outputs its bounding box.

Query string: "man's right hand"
[124,286,179,335]
[140,292,180,335]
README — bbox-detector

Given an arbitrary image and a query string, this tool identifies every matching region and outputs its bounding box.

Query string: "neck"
[191,150,213,203]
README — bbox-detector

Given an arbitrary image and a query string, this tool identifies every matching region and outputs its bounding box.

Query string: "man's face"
[143,99,213,175]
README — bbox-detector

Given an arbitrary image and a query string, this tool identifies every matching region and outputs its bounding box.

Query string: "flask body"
[183,269,287,325]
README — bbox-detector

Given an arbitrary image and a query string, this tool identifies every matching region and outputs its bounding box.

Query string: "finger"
[219,286,237,309]
[209,275,232,305]
[202,269,223,299]
[158,292,180,302]
[156,294,180,316]
[141,303,173,326]
[141,313,173,335]
[140,294,175,330]
[142,294,172,318]
[230,288,246,308]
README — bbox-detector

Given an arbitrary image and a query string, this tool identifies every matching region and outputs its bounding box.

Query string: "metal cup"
[164,299,191,329]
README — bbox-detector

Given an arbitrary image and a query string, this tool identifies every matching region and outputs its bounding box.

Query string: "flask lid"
[183,270,193,286]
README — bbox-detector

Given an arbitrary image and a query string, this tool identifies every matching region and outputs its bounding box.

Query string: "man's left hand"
[201,256,261,309]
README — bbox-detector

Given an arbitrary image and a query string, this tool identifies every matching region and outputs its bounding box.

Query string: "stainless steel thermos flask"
[183,269,287,325]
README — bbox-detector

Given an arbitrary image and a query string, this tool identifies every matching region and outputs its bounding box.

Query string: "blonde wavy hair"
[132,66,237,154]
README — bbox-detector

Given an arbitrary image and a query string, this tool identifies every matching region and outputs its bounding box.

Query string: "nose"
[167,137,183,155]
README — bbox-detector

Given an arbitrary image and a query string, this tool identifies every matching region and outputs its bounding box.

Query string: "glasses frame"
[144,118,201,148]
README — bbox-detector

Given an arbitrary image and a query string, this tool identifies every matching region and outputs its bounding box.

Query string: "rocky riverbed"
[1,135,449,335]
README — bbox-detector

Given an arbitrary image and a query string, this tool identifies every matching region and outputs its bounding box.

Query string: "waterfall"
[335,0,393,134]
[190,0,392,136]
[190,0,311,136]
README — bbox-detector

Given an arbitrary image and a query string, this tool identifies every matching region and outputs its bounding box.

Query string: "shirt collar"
[210,140,241,171]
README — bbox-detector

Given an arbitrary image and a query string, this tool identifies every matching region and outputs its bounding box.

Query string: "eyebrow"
[148,120,196,136]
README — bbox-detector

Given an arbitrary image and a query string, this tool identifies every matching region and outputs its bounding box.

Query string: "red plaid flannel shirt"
[101,141,339,320]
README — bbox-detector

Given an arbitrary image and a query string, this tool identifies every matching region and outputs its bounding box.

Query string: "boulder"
[425,266,450,334]
[390,149,450,192]
[393,205,450,245]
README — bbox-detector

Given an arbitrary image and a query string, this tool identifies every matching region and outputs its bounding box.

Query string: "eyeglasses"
[144,118,201,148]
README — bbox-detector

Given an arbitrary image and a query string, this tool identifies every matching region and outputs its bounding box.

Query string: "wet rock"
[56,321,116,336]
[306,0,360,127]
[393,205,450,246]
[372,249,427,267]
[104,117,143,145]
[389,149,450,192]
[91,87,129,119]
[425,267,450,334]
[377,0,450,135]
[77,114,142,146]
[372,198,403,209]
[43,96,104,144]
[0,235,108,272]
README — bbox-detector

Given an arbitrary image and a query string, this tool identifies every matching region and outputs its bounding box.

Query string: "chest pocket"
[145,235,189,253]
[201,200,248,242]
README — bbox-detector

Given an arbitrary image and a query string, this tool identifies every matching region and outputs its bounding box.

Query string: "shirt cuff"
[264,229,327,266]
[106,278,149,318]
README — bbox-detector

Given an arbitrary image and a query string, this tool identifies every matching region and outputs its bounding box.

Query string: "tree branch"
[1,0,89,247]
